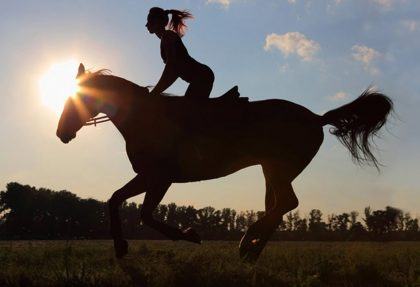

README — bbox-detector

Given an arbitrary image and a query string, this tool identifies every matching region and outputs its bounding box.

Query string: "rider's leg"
[184,65,214,99]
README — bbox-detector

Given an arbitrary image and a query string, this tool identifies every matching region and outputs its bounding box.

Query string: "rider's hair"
[149,7,193,37]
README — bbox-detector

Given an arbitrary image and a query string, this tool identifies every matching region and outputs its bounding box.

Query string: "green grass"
[0,241,419,287]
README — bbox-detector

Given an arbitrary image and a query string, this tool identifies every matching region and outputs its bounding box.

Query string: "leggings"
[184,65,215,99]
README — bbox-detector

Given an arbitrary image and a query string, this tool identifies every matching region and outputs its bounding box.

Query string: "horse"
[56,63,393,262]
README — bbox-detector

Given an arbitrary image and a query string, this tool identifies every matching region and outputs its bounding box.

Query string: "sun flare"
[39,59,80,114]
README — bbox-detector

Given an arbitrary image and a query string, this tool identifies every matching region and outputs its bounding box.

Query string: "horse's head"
[56,63,101,143]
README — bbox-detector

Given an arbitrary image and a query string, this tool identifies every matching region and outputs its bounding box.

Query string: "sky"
[0,0,419,218]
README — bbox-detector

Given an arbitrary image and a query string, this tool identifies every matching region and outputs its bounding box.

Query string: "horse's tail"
[321,88,393,169]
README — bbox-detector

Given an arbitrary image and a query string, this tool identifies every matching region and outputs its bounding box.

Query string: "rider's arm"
[150,32,180,96]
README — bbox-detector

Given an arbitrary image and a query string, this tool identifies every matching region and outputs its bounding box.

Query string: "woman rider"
[146,7,215,99]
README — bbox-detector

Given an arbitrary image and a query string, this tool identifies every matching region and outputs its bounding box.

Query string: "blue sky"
[0,0,419,217]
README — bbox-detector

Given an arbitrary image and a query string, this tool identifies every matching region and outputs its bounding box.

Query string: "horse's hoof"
[114,239,128,258]
[239,234,264,263]
[183,227,201,244]
[239,234,253,261]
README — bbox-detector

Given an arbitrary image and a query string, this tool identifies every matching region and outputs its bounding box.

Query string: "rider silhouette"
[146,7,215,99]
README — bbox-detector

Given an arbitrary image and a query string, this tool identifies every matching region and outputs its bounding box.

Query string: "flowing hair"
[166,9,193,37]
[148,7,193,37]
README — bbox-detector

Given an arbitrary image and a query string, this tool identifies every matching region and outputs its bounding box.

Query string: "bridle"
[84,115,111,126]
[80,95,114,127]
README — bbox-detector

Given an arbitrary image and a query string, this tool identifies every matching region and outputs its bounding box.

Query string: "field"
[0,241,418,287]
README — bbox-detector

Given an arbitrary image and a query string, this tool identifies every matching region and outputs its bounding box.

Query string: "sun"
[39,59,80,114]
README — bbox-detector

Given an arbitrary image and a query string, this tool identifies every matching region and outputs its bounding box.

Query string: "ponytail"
[166,9,193,37]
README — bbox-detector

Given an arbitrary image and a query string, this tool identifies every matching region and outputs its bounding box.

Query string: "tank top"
[160,30,204,83]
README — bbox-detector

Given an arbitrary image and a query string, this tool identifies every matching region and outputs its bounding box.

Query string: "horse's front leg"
[140,181,201,244]
[109,175,147,258]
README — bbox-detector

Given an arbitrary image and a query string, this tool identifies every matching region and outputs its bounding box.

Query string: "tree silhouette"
[364,206,402,235]
[328,213,350,232]
[0,182,418,241]
[308,209,327,233]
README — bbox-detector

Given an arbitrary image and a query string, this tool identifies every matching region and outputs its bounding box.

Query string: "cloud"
[370,0,409,9]
[351,45,381,64]
[351,45,381,75]
[279,63,290,73]
[326,0,345,14]
[329,0,407,10]
[371,0,393,8]
[402,20,418,32]
[330,91,348,101]
[264,32,320,62]
[206,0,231,8]
[287,0,297,4]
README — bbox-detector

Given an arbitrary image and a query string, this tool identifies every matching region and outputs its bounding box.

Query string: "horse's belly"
[174,140,258,182]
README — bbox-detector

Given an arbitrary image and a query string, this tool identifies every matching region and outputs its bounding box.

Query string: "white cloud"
[352,45,381,64]
[279,63,289,73]
[287,0,297,4]
[330,0,407,12]
[371,0,393,8]
[370,0,409,9]
[402,20,418,32]
[326,0,345,14]
[351,45,381,75]
[264,32,320,62]
[330,91,348,101]
[206,0,231,8]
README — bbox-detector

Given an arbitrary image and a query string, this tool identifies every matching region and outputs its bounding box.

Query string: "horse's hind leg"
[239,159,309,262]
[240,127,323,262]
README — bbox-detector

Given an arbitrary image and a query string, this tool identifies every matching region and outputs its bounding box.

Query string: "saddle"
[211,86,249,104]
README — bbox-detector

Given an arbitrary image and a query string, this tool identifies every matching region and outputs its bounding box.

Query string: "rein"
[84,115,111,126]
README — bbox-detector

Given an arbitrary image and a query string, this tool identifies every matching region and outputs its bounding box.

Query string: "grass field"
[0,240,418,287]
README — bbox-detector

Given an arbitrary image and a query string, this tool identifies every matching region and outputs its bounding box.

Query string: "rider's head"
[146,7,193,37]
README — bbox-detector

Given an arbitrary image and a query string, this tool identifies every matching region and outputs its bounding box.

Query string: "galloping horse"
[56,63,393,262]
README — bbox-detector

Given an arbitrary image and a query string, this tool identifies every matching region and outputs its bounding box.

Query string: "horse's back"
[160,96,322,135]
[205,98,322,132]
[240,99,323,150]
[168,97,323,153]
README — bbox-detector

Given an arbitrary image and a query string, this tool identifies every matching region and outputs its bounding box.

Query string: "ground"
[0,240,418,287]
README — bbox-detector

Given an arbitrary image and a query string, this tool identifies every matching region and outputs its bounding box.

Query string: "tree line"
[0,182,418,240]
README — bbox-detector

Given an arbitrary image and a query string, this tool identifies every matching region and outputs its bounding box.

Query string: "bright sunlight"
[39,59,80,114]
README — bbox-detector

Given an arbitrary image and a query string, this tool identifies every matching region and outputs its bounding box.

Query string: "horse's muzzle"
[56,130,75,144]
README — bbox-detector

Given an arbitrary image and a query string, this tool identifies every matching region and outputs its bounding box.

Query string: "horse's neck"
[101,87,148,140]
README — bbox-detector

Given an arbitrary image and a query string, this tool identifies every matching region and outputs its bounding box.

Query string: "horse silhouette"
[56,63,393,262]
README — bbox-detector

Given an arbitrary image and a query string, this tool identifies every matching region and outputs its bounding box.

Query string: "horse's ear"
[76,63,85,78]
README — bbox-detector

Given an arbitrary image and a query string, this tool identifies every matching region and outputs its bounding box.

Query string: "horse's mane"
[80,69,179,98]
